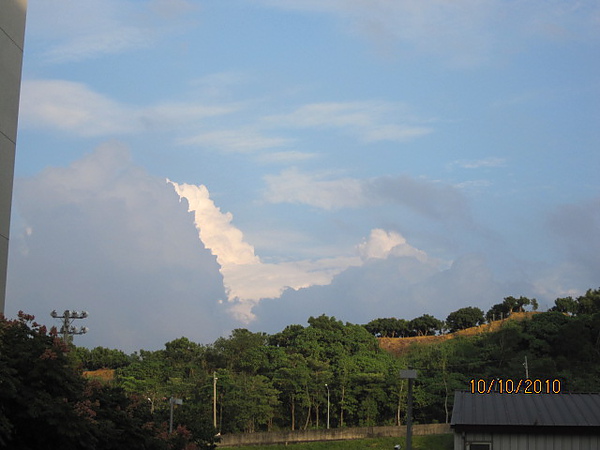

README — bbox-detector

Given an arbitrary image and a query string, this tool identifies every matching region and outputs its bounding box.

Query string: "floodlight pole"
[400,369,418,450]
[50,310,89,343]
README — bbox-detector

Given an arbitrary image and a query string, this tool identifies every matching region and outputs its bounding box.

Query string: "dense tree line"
[3,288,600,447]
[109,290,600,433]
[117,316,403,433]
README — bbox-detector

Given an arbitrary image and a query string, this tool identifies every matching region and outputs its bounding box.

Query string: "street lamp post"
[213,371,218,430]
[400,370,418,450]
[169,397,183,434]
[325,383,330,429]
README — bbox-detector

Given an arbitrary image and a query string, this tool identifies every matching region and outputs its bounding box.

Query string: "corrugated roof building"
[451,391,600,450]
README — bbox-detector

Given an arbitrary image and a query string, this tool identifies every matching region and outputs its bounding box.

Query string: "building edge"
[0,0,28,313]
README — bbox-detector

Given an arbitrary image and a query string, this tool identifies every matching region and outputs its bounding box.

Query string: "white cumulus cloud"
[358,228,427,262]
[8,143,230,352]
[169,181,363,322]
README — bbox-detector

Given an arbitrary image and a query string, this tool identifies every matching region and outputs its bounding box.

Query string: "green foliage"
[502,295,538,313]
[0,312,97,449]
[364,318,409,337]
[575,288,600,315]
[10,288,600,443]
[445,307,484,332]
[485,296,538,322]
[73,345,133,370]
[0,312,222,449]
[485,302,510,322]
[109,291,600,430]
[409,314,443,336]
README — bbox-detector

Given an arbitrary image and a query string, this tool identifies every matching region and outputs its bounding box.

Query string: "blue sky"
[7,0,600,352]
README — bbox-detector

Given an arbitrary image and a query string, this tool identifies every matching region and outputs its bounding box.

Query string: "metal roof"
[451,391,600,427]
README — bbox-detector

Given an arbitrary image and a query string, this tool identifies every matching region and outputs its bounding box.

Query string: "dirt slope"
[378,311,539,357]
[83,368,115,382]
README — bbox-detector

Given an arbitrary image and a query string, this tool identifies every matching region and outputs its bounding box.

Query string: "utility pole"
[524,356,529,379]
[213,371,218,429]
[50,310,88,343]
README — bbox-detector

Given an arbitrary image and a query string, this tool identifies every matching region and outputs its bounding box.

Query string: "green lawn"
[227,434,453,450]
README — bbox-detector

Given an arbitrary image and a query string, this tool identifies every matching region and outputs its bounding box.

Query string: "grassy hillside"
[378,311,539,356]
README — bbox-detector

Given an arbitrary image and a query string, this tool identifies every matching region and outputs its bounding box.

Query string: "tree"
[211,329,268,374]
[364,318,409,337]
[445,307,484,333]
[272,353,311,431]
[409,314,443,336]
[0,312,166,450]
[575,288,600,315]
[502,296,538,313]
[551,296,578,315]
[0,312,96,448]
[118,350,172,414]
[73,346,132,370]
[486,302,511,322]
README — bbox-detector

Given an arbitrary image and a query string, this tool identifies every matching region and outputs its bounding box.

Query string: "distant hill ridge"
[378,311,540,356]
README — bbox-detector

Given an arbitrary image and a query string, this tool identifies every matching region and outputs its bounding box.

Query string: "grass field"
[227,434,453,450]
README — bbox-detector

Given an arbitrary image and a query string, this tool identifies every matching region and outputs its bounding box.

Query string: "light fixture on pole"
[169,397,183,434]
[325,383,330,429]
[50,310,89,343]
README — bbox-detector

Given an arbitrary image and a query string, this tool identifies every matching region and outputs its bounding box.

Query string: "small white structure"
[451,391,600,450]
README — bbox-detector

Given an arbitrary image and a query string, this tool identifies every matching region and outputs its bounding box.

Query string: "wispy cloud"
[264,169,365,210]
[451,157,506,169]
[263,101,432,143]
[264,168,470,222]
[28,0,198,63]
[256,151,318,164]
[179,128,290,153]
[256,0,600,66]
[20,79,237,137]
[44,27,152,64]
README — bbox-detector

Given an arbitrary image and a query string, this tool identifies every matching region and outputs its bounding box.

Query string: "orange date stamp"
[469,378,562,394]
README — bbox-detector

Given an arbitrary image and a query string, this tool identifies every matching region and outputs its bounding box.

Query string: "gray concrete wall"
[0,0,27,313]
[219,423,451,447]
